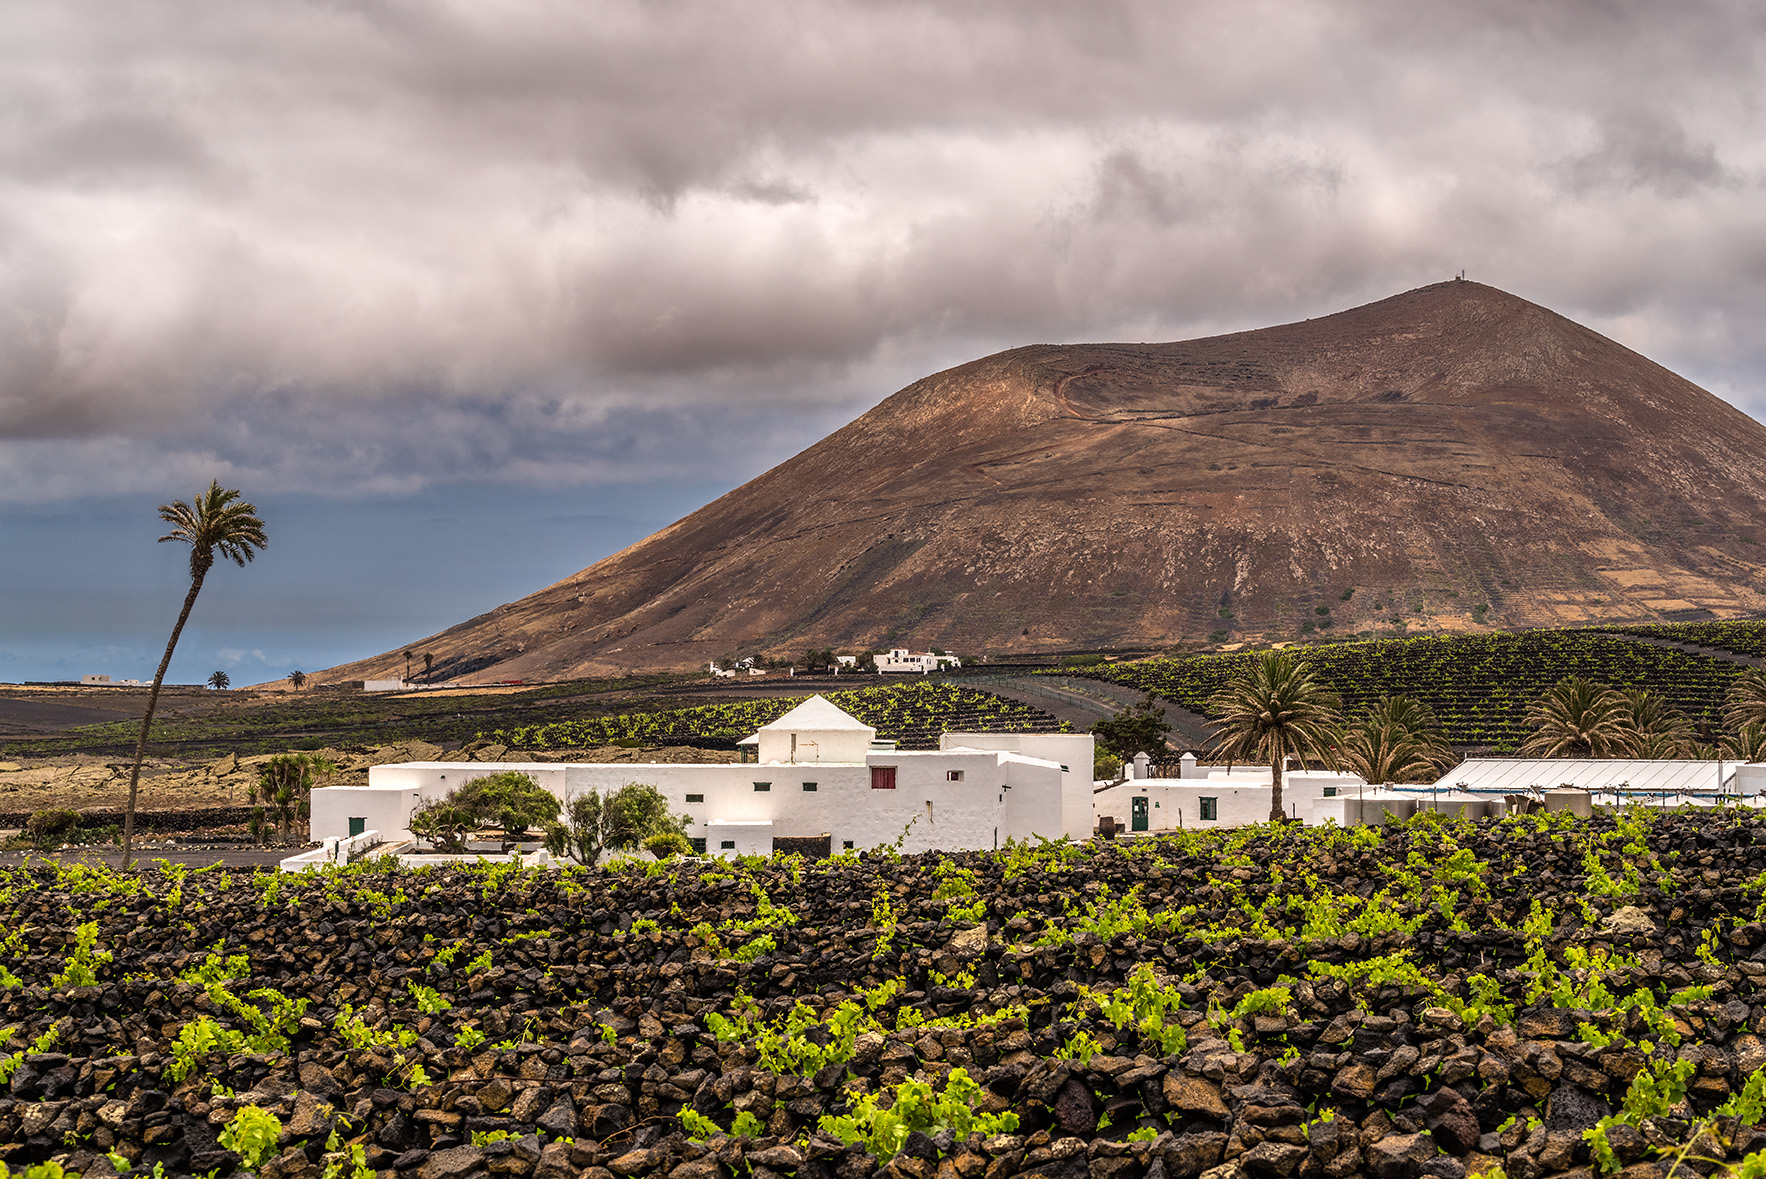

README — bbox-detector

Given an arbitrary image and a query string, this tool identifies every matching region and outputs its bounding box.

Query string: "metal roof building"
[1425,758,1742,800]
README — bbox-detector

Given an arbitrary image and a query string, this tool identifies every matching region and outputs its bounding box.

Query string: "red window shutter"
[870,766,897,790]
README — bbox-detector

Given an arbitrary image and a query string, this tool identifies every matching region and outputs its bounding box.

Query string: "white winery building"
[310,695,1092,858]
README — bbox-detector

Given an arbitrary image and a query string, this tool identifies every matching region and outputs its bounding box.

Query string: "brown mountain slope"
[322,280,1766,684]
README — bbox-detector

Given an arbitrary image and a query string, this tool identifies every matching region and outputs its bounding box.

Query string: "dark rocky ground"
[2,811,1765,1179]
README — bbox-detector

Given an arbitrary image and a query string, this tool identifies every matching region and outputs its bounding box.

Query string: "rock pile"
[1,812,1764,1179]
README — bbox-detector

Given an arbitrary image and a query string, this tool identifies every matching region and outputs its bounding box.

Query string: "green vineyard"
[1593,620,1766,661]
[1068,629,1746,751]
[486,681,1068,751]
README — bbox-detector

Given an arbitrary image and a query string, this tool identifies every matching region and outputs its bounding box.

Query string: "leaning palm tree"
[121,482,267,869]
[1209,651,1341,822]
[1518,676,1630,758]
[1333,695,1454,784]
[1614,688,1695,757]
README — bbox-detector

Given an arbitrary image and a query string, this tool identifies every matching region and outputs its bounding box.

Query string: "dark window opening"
[685,793,704,803]
[802,782,817,792]
[690,837,707,854]
[871,766,897,790]
[753,782,771,792]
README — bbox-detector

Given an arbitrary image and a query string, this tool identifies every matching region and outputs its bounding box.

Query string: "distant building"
[81,674,144,687]
[875,648,961,673]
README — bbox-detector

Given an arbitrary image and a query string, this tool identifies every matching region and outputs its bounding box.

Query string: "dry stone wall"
[1,813,1765,1179]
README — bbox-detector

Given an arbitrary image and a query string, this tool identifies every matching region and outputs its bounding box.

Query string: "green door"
[348,817,366,837]
[1131,797,1149,832]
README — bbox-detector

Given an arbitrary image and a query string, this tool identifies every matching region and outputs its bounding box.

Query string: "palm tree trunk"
[121,572,206,869]
[1268,742,1285,823]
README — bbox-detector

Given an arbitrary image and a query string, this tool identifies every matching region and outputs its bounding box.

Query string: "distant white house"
[81,674,144,687]
[875,648,961,674]
[309,694,1093,860]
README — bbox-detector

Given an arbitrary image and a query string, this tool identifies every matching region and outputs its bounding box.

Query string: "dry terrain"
[317,280,1766,685]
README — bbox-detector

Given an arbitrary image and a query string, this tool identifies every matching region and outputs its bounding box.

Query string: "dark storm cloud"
[3,0,1765,499]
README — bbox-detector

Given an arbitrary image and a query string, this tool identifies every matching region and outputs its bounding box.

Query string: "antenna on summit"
[1457,270,1465,281]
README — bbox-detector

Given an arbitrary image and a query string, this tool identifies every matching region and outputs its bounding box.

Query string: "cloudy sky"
[4,0,1764,684]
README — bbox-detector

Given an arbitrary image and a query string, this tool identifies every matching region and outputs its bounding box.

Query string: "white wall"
[339,748,1071,857]
[756,725,874,765]
[1092,769,1368,831]
[943,732,1095,839]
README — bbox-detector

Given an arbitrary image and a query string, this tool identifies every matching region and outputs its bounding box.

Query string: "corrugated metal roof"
[1427,759,1741,795]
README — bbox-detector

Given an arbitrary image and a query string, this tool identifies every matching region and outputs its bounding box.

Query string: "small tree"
[423,652,435,684]
[545,783,689,865]
[456,771,560,849]
[410,797,476,852]
[256,754,315,841]
[1091,697,1172,760]
[287,669,306,690]
[208,670,231,690]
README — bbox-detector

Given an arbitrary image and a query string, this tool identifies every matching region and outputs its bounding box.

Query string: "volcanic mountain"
[324,280,1766,684]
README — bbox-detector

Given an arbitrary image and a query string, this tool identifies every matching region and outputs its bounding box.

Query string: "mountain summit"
[325,280,1766,683]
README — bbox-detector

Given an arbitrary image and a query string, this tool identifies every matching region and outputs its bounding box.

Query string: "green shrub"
[643,831,694,860]
[24,809,80,851]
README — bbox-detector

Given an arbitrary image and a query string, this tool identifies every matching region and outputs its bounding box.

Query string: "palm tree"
[207,670,230,690]
[1518,676,1630,758]
[121,482,267,869]
[1332,695,1454,784]
[288,670,307,691]
[403,649,413,685]
[1209,651,1342,822]
[1725,669,1766,731]
[1723,721,1766,763]
[423,651,434,684]
[1615,688,1695,757]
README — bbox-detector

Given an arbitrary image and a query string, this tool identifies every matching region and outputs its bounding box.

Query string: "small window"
[871,766,897,790]
[753,782,771,792]
[1199,797,1218,822]
[802,782,817,792]
[720,840,736,850]
[842,840,854,849]
[690,837,707,854]
[946,770,963,782]
[1060,765,1069,772]
[1323,787,1337,798]
[685,793,704,803]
